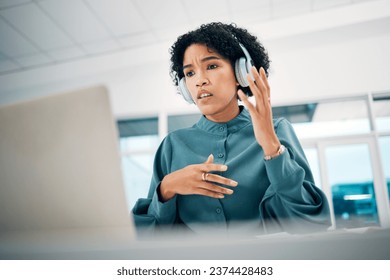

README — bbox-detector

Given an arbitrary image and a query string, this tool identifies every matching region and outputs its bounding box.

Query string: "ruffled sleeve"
[259,118,331,233]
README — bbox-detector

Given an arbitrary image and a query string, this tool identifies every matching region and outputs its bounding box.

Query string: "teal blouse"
[132,107,331,235]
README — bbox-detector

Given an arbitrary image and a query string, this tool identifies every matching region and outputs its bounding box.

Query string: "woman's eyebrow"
[183,56,221,70]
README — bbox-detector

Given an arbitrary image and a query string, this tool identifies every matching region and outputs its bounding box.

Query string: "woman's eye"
[185,71,194,77]
[207,64,218,70]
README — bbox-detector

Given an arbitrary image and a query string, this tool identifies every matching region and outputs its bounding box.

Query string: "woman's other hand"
[159,154,238,202]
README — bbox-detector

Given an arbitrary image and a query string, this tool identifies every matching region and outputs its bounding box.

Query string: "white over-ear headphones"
[178,42,254,104]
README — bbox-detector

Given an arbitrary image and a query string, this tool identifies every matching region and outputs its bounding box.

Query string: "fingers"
[202,154,228,172]
[204,173,238,187]
[199,154,237,198]
[253,66,270,94]
[194,188,226,199]
[202,163,228,173]
[238,89,256,114]
[203,182,234,195]
[246,66,270,107]
[195,183,234,199]
[237,66,271,117]
[260,67,271,98]
[204,153,214,164]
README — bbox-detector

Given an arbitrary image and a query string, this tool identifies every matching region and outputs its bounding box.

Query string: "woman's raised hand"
[237,66,281,156]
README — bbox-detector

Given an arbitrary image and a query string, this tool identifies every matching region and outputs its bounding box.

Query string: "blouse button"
[218,153,224,158]
[215,208,222,214]
[219,126,224,131]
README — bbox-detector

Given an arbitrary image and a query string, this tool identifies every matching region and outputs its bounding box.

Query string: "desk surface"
[1,227,389,260]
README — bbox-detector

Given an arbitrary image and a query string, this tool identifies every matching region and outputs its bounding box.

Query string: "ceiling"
[0,0,382,76]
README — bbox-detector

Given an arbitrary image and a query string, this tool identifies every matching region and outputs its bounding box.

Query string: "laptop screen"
[0,85,135,235]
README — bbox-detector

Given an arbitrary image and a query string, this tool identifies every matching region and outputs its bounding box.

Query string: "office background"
[0,0,389,231]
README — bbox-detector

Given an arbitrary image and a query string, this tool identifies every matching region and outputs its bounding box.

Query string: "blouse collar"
[195,106,251,135]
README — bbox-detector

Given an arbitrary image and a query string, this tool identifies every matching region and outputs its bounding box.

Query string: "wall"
[1,8,389,118]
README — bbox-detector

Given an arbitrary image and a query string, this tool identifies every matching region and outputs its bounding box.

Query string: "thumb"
[204,154,214,164]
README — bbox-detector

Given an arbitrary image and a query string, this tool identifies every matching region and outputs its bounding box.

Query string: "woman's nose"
[196,73,209,87]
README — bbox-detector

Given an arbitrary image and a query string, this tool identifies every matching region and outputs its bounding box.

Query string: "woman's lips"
[198,93,213,99]
[197,89,213,99]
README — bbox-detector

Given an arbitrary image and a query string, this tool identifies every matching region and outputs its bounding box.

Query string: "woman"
[132,22,330,235]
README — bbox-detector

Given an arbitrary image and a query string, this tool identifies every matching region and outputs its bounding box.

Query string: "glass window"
[117,117,158,137]
[117,118,159,210]
[303,147,322,189]
[120,135,159,210]
[168,113,201,133]
[373,94,390,132]
[273,103,317,123]
[325,144,379,229]
[274,95,390,229]
[378,137,390,202]
[273,99,370,139]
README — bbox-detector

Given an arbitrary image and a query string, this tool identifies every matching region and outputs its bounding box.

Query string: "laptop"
[0,86,136,258]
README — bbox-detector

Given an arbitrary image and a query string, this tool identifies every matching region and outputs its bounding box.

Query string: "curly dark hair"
[169,22,270,96]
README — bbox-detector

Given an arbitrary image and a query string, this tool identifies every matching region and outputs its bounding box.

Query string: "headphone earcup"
[178,78,195,104]
[235,57,250,88]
